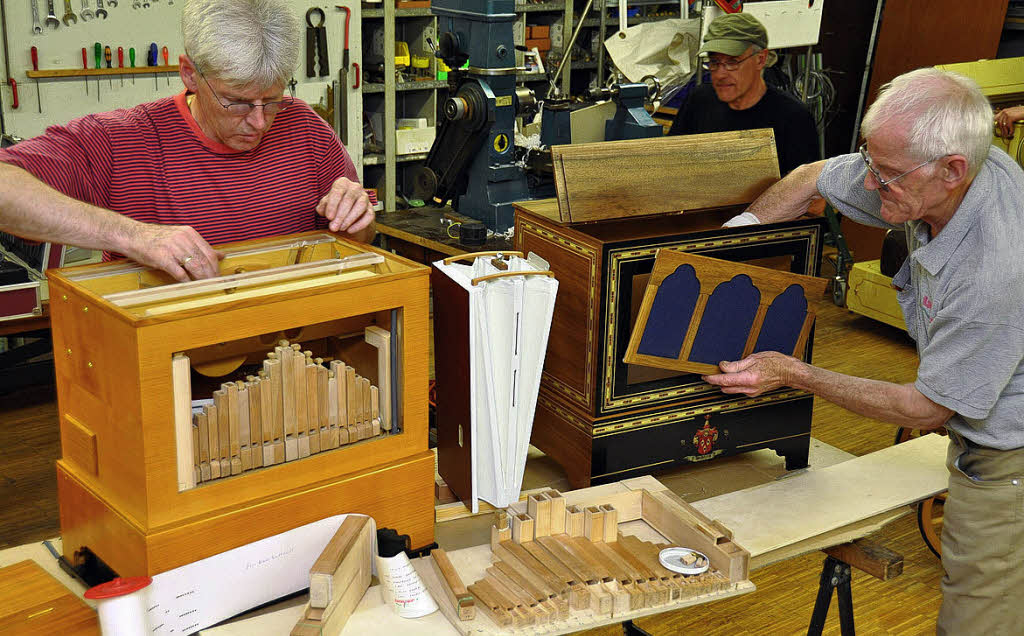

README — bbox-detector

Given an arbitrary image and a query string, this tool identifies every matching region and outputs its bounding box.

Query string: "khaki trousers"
[938,433,1024,635]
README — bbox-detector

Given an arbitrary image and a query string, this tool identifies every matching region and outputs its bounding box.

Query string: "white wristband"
[723,211,761,228]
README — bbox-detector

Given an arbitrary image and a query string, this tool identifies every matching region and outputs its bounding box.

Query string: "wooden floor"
[0,295,942,633]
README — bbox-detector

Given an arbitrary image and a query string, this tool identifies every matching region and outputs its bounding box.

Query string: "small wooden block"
[431,548,476,621]
[490,523,511,551]
[435,477,457,504]
[823,538,904,581]
[527,493,552,538]
[467,583,513,627]
[565,505,584,537]
[545,490,566,535]
[511,513,535,544]
[309,516,371,609]
[584,506,605,542]
[602,579,631,616]
[600,504,618,543]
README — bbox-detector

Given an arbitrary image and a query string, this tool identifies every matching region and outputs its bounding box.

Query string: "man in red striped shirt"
[0,0,373,281]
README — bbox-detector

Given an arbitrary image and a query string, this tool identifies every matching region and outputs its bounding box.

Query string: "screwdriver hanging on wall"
[82,48,89,96]
[31,47,42,113]
[94,42,102,101]
[129,47,136,85]
[162,46,169,86]
[118,47,125,87]
[149,43,158,90]
[104,46,112,88]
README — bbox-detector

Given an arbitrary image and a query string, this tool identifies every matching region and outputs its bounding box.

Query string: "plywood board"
[692,434,948,560]
[550,129,780,224]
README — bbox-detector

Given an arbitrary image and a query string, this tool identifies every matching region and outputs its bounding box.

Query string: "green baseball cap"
[699,13,777,66]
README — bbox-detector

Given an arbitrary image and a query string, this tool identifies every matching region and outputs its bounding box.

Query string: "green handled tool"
[129,47,136,85]
[94,42,102,101]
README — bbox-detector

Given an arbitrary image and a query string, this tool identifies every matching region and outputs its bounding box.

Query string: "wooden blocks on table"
[471,491,734,625]
[295,515,373,635]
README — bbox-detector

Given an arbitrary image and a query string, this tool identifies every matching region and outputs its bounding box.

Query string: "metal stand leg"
[623,619,654,636]
[807,555,854,636]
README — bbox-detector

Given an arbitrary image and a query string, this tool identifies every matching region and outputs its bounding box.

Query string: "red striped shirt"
[0,92,371,257]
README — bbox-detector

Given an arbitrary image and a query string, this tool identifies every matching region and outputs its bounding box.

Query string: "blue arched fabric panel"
[753,284,808,354]
[637,264,700,359]
[689,275,760,365]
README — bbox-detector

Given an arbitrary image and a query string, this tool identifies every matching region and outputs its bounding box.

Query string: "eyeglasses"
[858,143,945,192]
[196,68,293,117]
[701,52,758,72]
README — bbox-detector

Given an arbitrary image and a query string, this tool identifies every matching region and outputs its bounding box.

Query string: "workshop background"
[2,0,1024,634]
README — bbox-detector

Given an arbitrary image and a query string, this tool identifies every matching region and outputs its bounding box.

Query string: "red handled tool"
[31,46,41,113]
[82,47,89,95]
[162,46,169,86]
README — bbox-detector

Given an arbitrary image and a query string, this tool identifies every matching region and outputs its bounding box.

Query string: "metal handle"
[442,250,523,265]
[471,270,554,286]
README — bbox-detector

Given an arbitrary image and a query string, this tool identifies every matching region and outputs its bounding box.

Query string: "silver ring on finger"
[181,255,194,267]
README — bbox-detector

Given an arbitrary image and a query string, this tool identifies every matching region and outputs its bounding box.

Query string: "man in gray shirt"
[705,67,1024,634]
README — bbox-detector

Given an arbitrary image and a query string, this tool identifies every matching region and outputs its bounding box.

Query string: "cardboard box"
[531,25,550,38]
[396,126,436,155]
[525,38,551,52]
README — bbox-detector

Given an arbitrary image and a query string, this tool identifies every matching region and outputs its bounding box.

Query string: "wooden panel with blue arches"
[624,249,827,375]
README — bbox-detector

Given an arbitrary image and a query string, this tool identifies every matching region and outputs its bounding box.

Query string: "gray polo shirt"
[818,148,1024,449]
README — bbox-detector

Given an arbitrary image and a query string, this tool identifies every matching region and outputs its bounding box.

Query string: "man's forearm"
[789,360,952,430]
[0,163,139,254]
[747,160,827,223]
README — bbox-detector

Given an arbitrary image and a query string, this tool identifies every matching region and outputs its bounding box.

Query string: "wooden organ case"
[48,232,434,577]
[512,131,828,488]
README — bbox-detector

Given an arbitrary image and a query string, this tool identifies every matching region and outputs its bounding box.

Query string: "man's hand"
[316,177,374,239]
[995,106,1024,138]
[702,351,800,397]
[124,223,222,282]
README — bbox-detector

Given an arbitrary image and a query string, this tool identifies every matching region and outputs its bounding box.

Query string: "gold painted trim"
[734,432,810,448]
[593,390,810,437]
[592,459,675,480]
[601,225,822,413]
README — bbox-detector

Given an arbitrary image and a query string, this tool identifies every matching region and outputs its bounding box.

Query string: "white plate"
[659,547,710,575]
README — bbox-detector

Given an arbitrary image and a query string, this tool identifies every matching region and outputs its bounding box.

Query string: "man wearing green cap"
[668,12,818,176]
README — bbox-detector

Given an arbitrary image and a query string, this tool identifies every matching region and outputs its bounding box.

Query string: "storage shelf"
[397,152,429,163]
[516,2,566,12]
[363,153,386,166]
[27,65,179,79]
[362,7,434,17]
[362,80,448,94]
[582,13,678,27]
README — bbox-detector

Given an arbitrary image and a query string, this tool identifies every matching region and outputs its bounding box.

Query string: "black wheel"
[917,493,945,559]
[895,427,947,558]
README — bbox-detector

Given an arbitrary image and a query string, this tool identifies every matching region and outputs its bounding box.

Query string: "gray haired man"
[0,0,373,281]
[706,67,1024,633]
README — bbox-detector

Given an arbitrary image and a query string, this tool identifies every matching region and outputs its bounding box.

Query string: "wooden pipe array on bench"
[458,490,730,627]
[184,337,389,487]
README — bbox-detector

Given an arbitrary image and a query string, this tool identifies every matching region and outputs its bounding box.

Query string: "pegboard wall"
[0,0,363,162]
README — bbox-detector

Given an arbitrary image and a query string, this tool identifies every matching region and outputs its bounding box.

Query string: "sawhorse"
[808,538,905,636]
